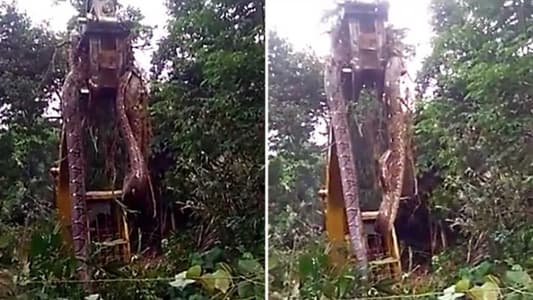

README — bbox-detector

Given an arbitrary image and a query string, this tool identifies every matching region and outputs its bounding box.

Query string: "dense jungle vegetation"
[268,0,533,299]
[0,0,264,299]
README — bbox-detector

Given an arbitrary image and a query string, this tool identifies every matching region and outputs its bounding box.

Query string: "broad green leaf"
[505,269,533,287]
[202,247,223,268]
[200,273,216,293]
[216,262,233,275]
[484,275,501,286]
[455,278,471,292]
[186,265,202,278]
[237,281,254,298]
[238,258,262,275]
[471,261,493,280]
[212,269,231,294]
[468,282,499,300]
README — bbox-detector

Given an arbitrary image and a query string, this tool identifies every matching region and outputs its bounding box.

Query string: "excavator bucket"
[343,1,389,71]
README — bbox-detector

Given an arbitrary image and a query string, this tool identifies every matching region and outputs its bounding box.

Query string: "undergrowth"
[0,220,264,299]
[268,232,533,300]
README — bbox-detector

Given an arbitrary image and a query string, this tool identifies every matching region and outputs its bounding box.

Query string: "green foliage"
[437,260,533,300]
[0,221,264,299]
[0,3,62,224]
[150,0,265,256]
[1,1,265,298]
[0,221,83,299]
[269,237,365,299]
[415,0,533,261]
[169,252,264,299]
[267,32,326,152]
[270,0,533,297]
[267,32,326,251]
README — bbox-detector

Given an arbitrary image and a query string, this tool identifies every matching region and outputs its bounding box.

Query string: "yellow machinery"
[319,136,401,280]
[51,130,131,262]
[320,1,403,279]
[49,0,134,263]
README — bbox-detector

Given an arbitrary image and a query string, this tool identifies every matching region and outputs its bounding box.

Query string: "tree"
[0,3,63,224]
[150,0,265,256]
[267,32,327,248]
[415,0,533,261]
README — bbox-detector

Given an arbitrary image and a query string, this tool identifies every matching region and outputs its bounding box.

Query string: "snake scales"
[60,33,154,280]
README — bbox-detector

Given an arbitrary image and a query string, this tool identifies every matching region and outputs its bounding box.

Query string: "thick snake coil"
[61,35,154,282]
[324,25,369,269]
[61,35,89,283]
[376,55,408,234]
[116,70,155,218]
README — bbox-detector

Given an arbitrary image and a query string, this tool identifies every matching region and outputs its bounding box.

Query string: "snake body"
[116,70,154,218]
[61,32,154,282]
[61,35,89,283]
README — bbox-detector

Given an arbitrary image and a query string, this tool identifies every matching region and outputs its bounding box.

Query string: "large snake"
[61,34,89,283]
[116,69,155,217]
[323,22,369,269]
[376,54,408,234]
[61,33,154,281]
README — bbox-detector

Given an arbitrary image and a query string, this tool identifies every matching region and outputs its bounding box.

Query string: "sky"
[1,0,169,74]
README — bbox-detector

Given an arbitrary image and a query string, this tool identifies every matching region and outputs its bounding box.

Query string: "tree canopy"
[0,3,62,224]
[416,0,533,260]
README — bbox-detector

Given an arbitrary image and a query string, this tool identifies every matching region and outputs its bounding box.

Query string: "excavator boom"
[51,0,151,267]
[322,0,410,280]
